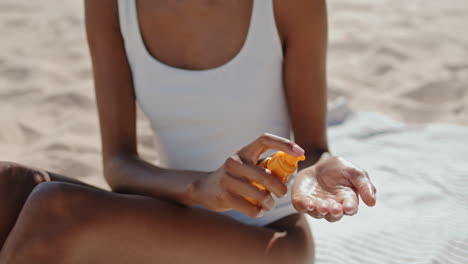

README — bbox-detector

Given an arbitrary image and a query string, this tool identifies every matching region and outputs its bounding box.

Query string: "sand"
[327,0,468,125]
[0,0,156,188]
[1,1,468,263]
[1,0,467,195]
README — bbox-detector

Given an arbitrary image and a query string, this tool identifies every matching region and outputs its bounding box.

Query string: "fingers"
[223,176,275,211]
[238,133,304,164]
[224,155,287,198]
[347,169,377,207]
[292,194,315,213]
[296,195,344,222]
[342,197,358,215]
[334,187,359,215]
[308,210,326,219]
[226,193,263,218]
[316,198,329,215]
[306,198,329,220]
[325,199,343,222]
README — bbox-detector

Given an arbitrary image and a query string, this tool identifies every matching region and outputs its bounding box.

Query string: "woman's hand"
[191,134,305,217]
[291,153,377,222]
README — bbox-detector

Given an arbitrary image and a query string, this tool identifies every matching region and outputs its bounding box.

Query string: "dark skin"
[0,0,376,263]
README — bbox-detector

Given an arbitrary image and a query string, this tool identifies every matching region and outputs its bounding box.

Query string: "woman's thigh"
[1,181,314,264]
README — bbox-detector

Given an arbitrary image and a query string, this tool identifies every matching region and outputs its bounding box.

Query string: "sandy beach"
[0,1,466,191]
[327,0,468,126]
[1,0,467,186]
[1,0,468,263]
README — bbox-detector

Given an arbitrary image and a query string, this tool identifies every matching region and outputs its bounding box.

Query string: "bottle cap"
[278,152,306,173]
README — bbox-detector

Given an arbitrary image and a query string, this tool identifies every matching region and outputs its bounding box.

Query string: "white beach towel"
[312,111,468,264]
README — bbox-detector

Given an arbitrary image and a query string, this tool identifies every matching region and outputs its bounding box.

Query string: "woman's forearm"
[103,144,319,205]
[104,153,207,205]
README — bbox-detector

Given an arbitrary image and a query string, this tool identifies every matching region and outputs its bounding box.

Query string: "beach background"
[1,0,467,263]
[1,0,466,186]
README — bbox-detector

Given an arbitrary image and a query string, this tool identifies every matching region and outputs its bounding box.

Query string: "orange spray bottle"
[246,151,306,205]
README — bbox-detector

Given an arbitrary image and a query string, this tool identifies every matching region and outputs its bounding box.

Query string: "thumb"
[347,169,377,207]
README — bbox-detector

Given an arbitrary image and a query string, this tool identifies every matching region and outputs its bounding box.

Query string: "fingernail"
[292,145,305,156]
[318,207,327,214]
[331,209,342,217]
[307,199,314,211]
[343,200,353,208]
[256,211,264,218]
[345,207,357,215]
[263,196,275,210]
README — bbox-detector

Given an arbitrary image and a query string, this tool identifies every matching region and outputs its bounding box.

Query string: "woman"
[0,0,376,263]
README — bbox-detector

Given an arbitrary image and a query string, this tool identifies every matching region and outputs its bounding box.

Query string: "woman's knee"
[24,181,90,228]
[1,182,89,262]
[27,181,67,209]
[21,181,84,231]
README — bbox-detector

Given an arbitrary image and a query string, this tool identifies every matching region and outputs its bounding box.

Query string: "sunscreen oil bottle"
[246,151,306,205]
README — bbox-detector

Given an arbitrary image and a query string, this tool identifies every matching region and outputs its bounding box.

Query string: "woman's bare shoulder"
[274,0,327,44]
[84,0,123,47]
[84,0,119,27]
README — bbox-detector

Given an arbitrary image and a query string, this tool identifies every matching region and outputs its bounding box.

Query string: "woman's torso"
[133,0,255,71]
[118,0,296,225]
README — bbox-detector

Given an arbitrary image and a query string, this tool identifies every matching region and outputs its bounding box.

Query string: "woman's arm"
[276,0,329,169]
[84,0,302,217]
[85,0,205,204]
[277,0,376,221]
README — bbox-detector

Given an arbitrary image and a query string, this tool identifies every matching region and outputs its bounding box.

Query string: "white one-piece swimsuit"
[118,0,298,226]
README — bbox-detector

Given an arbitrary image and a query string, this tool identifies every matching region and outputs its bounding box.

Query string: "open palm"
[292,153,376,222]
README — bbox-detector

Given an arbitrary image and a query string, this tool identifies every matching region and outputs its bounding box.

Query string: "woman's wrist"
[176,171,210,206]
[298,147,329,171]
[178,179,198,206]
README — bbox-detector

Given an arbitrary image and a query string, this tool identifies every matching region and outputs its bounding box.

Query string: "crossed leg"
[0,163,314,264]
[0,162,95,249]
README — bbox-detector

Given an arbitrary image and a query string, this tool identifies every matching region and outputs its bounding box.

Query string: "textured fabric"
[311,112,468,264]
[118,0,297,226]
